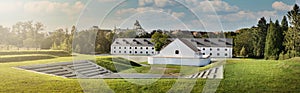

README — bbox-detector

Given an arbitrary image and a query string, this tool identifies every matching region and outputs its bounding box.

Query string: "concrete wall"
[148,57,211,66]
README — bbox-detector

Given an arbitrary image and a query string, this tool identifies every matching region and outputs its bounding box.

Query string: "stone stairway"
[17,60,112,78]
[187,65,223,79]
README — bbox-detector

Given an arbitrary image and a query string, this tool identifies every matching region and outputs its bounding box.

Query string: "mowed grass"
[1,51,300,92]
[218,58,300,92]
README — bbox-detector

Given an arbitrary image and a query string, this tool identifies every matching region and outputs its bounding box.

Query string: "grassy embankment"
[0,50,300,92]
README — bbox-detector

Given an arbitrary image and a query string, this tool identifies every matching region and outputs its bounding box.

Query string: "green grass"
[121,61,223,76]
[0,50,70,57]
[94,57,142,72]
[1,52,300,92]
[217,58,300,92]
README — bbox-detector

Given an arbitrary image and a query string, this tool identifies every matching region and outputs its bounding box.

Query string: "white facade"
[158,39,200,58]
[111,46,156,55]
[110,38,233,58]
[198,47,233,58]
[148,38,211,66]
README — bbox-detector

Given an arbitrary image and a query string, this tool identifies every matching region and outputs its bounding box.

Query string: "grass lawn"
[1,51,300,92]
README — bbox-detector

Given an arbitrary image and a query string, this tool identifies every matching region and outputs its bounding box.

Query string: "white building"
[110,38,233,58]
[148,38,211,66]
[111,38,156,55]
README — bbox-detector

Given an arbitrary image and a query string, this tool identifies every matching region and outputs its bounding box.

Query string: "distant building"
[110,38,233,58]
[111,38,156,55]
[113,20,148,36]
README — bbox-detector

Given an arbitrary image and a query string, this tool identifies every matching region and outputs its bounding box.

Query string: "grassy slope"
[218,58,300,92]
[0,54,300,92]
[0,57,83,92]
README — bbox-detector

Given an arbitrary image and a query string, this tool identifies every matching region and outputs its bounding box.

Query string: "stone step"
[67,63,92,68]
[43,69,68,74]
[71,65,96,70]
[80,69,104,74]
[33,66,63,72]
[208,68,217,78]
[192,72,201,78]
[85,70,108,77]
[53,71,73,76]
[75,67,99,72]
[63,73,77,78]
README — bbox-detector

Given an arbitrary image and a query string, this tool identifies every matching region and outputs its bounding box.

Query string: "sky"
[0,0,298,32]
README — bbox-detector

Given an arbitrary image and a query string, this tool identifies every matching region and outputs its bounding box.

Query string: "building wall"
[198,47,233,58]
[148,57,211,66]
[159,39,196,57]
[111,45,155,55]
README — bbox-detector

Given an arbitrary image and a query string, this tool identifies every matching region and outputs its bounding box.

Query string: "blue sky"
[0,0,297,32]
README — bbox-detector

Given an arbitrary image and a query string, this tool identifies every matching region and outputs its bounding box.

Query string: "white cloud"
[139,0,154,6]
[272,1,293,11]
[97,0,119,3]
[0,1,23,13]
[154,0,169,7]
[24,1,84,16]
[171,12,185,18]
[186,0,239,12]
[116,7,163,15]
[222,11,277,22]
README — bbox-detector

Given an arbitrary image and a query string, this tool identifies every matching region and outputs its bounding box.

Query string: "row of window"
[202,48,228,51]
[113,51,154,54]
[113,46,154,50]
[202,53,228,56]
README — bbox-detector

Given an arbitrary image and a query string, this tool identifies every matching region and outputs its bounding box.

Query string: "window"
[135,47,137,49]
[146,47,148,49]
[140,51,143,54]
[152,52,154,54]
[119,51,121,53]
[140,47,143,49]
[175,50,179,54]
[217,53,220,56]
[114,47,116,49]
[225,53,228,56]
[217,48,220,51]
[114,51,116,53]
[210,48,212,51]
[210,53,212,55]
[124,51,126,53]
[202,53,205,55]
[124,47,126,49]
[225,49,228,51]
[146,51,148,54]
[129,47,132,49]
[135,51,137,53]
[203,48,205,50]
[129,51,132,54]
[152,47,154,50]
[119,47,121,49]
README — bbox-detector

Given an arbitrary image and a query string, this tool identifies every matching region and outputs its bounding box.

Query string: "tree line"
[234,4,300,60]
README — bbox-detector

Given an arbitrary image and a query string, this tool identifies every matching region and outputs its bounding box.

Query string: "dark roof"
[111,38,233,47]
[178,38,199,52]
[111,38,154,46]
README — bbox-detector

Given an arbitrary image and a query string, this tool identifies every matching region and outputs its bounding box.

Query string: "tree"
[240,46,247,57]
[151,32,169,51]
[234,28,255,57]
[265,20,281,60]
[253,17,268,58]
[285,4,300,57]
